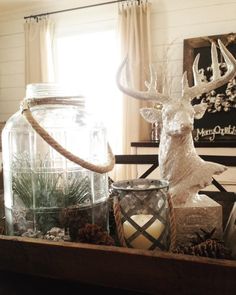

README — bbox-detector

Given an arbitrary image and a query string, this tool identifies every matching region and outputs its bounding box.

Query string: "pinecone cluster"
[0,225,4,235]
[64,204,115,245]
[77,223,115,246]
[64,208,92,241]
[174,228,232,260]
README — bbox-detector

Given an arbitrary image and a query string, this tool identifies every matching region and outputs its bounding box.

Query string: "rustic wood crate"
[0,189,235,294]
[0,154,235,293]
[0,234,235,294]
[0,121,4,190]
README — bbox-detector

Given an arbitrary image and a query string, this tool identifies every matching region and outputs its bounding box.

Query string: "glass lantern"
[2,84,114,241]
[112,179,170,250]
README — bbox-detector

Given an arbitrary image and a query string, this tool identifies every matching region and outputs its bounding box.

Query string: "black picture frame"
[183,33,236,147]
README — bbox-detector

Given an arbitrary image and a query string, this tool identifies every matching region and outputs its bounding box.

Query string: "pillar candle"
[123,214,165,250]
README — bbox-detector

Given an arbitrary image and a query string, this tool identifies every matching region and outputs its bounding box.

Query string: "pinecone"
[77,223,115,246]
[0,225,4,235]
[191,228,216,245]
[174,239,232,259]
[174,228,232,260]
[64,208,92,241]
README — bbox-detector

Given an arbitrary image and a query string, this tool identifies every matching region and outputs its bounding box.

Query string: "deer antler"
[116,57,169,103]
[182,39,236,100]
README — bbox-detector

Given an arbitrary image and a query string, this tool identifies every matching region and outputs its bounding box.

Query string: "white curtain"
[117,0,152,180]
[24,18,55,85]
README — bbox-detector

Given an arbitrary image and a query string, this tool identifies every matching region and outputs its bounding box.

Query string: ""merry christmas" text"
[194,125,236,141]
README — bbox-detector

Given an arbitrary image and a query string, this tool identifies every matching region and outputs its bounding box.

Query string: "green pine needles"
[12,153,91,209]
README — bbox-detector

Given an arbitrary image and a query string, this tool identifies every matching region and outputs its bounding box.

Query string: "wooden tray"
[0,234,235,294]
[0,155,235,293]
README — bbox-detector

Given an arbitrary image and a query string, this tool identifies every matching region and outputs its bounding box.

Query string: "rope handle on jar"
[167,192,176,252]
[113,197,127,247]
[20,100,115,174]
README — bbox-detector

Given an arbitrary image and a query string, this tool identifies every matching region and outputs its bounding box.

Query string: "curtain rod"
[24,0,140,20]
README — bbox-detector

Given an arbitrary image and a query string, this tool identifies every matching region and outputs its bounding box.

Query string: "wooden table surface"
[0,270,147,295]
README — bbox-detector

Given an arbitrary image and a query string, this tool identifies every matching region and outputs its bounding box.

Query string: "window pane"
[55,30,122,154]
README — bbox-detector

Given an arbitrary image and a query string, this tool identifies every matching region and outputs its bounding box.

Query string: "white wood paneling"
[0,19,23,35]
[151,3,236,29]
[0,61,24,75]
[0,46,24,62]
[0,34,24,49]
[0,87,25,101]
[0,0,118,121]
[0,74,25,88]
[151,0,236,12]
[0,0,236,120]
[0,99,20,115]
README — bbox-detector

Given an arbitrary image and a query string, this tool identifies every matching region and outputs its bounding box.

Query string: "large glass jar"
[2,84,114,241]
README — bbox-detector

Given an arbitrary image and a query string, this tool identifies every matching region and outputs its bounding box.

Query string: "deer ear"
[140,108,162,123]
[193,103,208,119]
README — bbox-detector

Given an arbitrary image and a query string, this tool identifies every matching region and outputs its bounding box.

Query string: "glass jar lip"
[111,179,169,191]
[26,83,84,100]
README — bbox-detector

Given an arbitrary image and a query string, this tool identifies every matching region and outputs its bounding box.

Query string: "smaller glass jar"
[112,179,170,251]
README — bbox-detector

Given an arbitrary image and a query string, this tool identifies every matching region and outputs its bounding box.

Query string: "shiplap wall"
[0,16,25,121]
[0,0,116,121]
[0,0,236,121]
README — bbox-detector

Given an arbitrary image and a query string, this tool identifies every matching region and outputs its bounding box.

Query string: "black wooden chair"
[114,154,236,230]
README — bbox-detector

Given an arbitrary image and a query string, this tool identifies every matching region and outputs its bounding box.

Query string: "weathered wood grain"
[0,235,235,294]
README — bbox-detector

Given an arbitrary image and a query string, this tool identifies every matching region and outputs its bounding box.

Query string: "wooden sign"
[184,33,236,147]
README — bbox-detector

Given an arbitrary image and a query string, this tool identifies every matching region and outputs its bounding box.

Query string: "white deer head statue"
[117,40,236,205]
